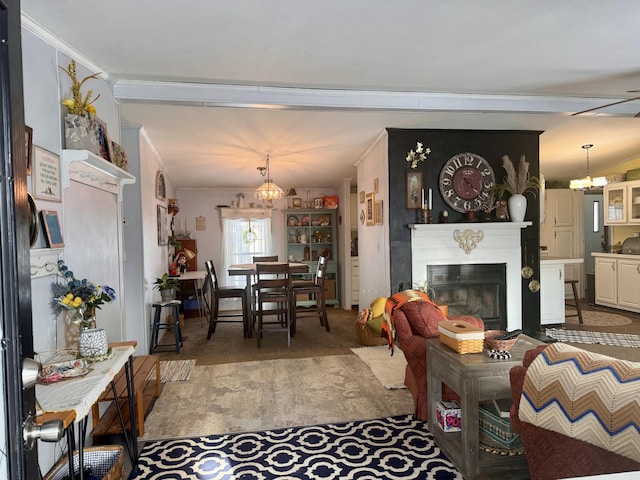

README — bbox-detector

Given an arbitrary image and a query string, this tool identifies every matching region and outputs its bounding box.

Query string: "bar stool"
[564,279,584,324]
[150,299,183,353]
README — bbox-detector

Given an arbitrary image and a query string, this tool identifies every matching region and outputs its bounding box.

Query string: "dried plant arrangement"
[492,154,541,198]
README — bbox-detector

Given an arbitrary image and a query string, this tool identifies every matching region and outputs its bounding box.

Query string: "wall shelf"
[61,150,136,201]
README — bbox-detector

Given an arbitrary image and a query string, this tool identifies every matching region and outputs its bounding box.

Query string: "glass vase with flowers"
[51,260,116,351]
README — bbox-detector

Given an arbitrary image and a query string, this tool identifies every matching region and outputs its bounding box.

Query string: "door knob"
[23,415,64,450]
[22,358,41,389]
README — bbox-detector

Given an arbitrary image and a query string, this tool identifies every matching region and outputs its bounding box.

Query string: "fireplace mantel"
[410,222,531,331]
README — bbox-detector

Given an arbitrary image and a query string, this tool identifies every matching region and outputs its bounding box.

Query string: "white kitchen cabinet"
[540,189,584,297]
[604,180,640,225]
[540,262,564,325]
[593,253,640,312]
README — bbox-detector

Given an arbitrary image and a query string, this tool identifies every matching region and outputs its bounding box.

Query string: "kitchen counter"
[592,252,640,260]
[540,256,585,265]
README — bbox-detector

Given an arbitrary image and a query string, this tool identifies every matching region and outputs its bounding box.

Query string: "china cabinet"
[603,180,640,225]
[284,208,339,306]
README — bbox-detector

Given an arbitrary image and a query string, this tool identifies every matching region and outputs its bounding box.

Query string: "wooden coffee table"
[426,335,543,480]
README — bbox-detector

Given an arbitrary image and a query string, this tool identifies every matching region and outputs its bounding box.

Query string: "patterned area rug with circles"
[129,415,462,480]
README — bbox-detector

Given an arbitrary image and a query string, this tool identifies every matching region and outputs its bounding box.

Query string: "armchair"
[392,299,484,420]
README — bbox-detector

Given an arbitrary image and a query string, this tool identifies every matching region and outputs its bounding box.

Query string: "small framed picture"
[314,197,324,209]
[156,171,166,201]
[157,205,167,245]
[375,200,383,225]
[366,193,375,226]
[33,146,61,202]
[25,125,33,175]
[359,191,365,204]
[40,210,64,248]
[406,171,423,209]
[374,177,379,194]
[292,197,302,208]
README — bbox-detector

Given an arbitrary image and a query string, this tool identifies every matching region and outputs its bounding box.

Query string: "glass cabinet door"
[604,184,626,224]
[629,182,640,224]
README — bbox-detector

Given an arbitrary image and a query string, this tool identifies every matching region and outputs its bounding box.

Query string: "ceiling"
[21,1,640,191]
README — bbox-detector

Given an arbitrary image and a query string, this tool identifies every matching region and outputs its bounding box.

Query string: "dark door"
[1,0,40,478]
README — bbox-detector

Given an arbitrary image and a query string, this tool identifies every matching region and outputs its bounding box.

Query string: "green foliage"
[153,273,180,292]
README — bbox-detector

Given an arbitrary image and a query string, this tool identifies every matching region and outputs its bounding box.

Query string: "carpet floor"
[130,415,462,480]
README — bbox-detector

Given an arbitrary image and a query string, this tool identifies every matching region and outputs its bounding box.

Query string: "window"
[221,212,273,287]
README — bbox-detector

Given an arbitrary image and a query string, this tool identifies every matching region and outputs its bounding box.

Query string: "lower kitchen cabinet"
[594,253,640,312]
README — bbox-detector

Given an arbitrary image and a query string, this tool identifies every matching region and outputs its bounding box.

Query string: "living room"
[5,2,640,479]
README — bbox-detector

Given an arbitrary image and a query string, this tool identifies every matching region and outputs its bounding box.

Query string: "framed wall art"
[359,191,365,204]
[25,125,33,175]
[366,193,375,226]
[292,197,302,208]
[40,210,64,248]
[406,171,423,209]
[33,146,61,202]
[156,171,166,201]
[314,197,324,209]
[374,200,383,225]
[374,177,379,194]
[157,205,168,245]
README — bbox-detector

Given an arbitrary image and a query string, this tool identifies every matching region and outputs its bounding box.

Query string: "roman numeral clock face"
[438,153,495,213]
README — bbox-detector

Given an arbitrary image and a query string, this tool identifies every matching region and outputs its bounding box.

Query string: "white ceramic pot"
[79,328,109,357]
[508,194,527,222]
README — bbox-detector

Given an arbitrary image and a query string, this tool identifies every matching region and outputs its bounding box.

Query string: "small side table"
[426,335,543,480]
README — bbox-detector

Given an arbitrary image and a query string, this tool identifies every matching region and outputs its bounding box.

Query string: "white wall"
[355,131,390,309]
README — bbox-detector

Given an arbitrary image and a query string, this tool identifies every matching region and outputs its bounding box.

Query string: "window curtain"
[221,208,273,287]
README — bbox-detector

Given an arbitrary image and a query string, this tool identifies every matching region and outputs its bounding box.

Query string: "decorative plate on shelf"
[318,215,330,226]
[288,215,298,226]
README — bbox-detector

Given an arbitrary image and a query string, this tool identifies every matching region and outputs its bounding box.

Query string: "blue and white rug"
[129,415,462,479]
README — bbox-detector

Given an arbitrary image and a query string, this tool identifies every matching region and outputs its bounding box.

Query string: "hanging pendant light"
[254,154,285,206]
[569,144,607,190]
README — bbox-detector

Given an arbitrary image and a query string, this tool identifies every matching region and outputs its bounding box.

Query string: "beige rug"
[565,309,632,326]
[146,359,196,383]
[141,354,413,440]
[351,345,407,389]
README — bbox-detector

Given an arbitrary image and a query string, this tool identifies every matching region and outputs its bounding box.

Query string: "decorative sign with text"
[33,146,61,202]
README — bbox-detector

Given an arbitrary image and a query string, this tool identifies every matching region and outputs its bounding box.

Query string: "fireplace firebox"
[428,263,506,331]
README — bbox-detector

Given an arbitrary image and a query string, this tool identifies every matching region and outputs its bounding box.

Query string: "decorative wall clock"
[156,171,166,201]
[438,152,495,213]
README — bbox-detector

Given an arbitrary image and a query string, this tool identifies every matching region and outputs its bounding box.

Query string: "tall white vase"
[508,194,527,222]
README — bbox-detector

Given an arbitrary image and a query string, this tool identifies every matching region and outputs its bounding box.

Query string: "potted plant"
[153,273,180,301]
[491,155,541,222]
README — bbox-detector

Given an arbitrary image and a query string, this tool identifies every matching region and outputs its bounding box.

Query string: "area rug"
[545,328,640,348]
[565,309,632,326]
[140,355,414,440]
[129,415,462,480]
[351,345,408,389]
[145,359,196,383]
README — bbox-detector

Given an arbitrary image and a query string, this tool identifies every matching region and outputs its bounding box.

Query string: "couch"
[509,343,640,480]
[391,298,484,420]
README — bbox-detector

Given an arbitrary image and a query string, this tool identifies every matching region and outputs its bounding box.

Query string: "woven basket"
[484,330,518,351]
[44,445,124,480]
[439,333,484,354]
[355,321,388,346]
[479,402,522,450]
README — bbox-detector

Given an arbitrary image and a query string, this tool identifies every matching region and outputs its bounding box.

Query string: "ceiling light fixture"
[569,144,607,190]
[254,154,285,206]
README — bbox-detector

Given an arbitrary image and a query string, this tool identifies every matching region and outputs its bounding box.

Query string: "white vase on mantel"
[508,194,527,222]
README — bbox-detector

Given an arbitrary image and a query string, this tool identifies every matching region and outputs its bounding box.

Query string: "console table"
[36,342,138,479]
[426,335,543,480]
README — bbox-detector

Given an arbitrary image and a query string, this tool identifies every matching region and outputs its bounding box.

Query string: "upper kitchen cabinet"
[604,180,640,225]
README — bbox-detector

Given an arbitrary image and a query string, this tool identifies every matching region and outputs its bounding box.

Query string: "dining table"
[228,262,309,338]
[174,270,207,317]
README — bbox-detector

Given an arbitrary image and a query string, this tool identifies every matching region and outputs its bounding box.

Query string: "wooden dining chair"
[205,259,250,339]
[255,262,292,347]
[290,255,330,336]
[250,255,279,324]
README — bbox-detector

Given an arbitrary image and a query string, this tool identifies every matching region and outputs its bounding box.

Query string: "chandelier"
[254,154,285,206]
[569,144,607,190]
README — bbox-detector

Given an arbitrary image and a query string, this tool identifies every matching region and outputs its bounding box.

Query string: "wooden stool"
[564,279,584,324]
[150,300,183,353]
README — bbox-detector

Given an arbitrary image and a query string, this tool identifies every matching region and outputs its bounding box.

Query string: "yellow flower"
[86,104,96,114]
[59,60,101,116]
[62,296,71,305]
[71,297,82,307]
[62,99,75,109]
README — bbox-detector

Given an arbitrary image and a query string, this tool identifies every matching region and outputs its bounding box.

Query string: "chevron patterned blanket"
[519,342,640,463]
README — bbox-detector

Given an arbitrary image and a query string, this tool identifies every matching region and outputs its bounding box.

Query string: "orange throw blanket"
[382,290,437,353]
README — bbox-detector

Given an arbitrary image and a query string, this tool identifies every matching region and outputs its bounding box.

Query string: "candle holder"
[422,208,433,224]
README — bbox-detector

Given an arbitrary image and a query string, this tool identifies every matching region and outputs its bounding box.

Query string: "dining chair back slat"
[205,259,250,339]
[255,262,292,347]
[290,255,330,335]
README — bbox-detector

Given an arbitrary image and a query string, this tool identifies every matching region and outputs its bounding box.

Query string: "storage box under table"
[479,402,521,450]
[436,400,462,432]
[438,319,484,354]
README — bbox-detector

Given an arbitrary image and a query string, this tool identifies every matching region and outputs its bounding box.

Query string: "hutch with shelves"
[284,208,339,306]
